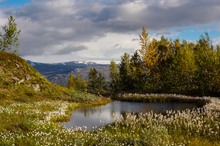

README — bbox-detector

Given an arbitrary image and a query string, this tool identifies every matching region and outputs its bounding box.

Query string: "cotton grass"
[0,95,219,145]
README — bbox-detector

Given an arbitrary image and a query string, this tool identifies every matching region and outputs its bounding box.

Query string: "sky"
[0,0,220,63]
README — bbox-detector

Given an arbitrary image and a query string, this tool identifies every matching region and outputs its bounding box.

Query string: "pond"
[62,101,202,130]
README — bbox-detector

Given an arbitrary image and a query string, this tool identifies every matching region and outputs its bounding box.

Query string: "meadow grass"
[0,95,219,146]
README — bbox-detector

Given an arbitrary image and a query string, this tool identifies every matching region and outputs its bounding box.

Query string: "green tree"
[171,40,197,93]
[0,16,21,54]
[109,60,119,91]
[119,53,132,91]
[88,68,106,94]
[154,36,173,92]
[139,27,160,92]
[194,33,219,95]
[215,46,220,94]
[67,74,75,89]
[75,74,87,92]
[130,51,145,91]
[139,27,159,73]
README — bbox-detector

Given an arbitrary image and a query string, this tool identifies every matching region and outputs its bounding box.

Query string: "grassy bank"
[113,93,216,105]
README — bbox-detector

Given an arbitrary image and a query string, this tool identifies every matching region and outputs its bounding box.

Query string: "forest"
[75,27,220,97]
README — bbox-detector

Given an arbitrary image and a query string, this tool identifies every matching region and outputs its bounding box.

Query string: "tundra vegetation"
[0,16,219,145]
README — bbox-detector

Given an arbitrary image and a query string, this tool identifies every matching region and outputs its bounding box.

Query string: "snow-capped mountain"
[27,60,110,85]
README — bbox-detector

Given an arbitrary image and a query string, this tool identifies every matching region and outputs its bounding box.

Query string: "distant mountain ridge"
[27,60,110,86]
[27,60,101,75]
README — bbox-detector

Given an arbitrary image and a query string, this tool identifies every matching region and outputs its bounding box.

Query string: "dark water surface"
[62,101,201,130]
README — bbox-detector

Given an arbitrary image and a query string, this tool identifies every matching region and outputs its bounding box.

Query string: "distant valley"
[27,61,110,86]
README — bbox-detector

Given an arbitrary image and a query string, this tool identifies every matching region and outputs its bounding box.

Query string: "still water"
[62,101,201,130]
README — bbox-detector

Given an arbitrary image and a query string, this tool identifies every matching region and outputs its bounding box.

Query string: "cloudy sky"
[1,0,220,63]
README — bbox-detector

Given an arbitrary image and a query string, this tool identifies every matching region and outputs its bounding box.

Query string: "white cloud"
[213,37,220,46]
[0,10,8,25]
[158,0,189,8]
[83,33,139,60]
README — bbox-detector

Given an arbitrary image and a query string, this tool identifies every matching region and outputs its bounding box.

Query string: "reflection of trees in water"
[121,112,128,120]
[109,102,128,120]
[75,102,200,119]
[119,112,140,120]
[77,107,103,117]
[110,101,120,115]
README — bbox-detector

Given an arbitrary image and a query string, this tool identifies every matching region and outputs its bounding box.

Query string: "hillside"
[0,51,76,102]
[28,61,110,85]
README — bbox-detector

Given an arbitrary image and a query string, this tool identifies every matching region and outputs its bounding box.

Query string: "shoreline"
[111,93,220,111]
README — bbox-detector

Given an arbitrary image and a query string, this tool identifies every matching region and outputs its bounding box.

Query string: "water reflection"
[62,101,201,130]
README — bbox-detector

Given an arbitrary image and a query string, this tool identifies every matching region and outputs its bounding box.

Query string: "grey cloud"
[143,0,220,29]
[10,0,220,31]
[113,43,120,48]
[87,6,119,23]
[132,38,139,42]
[54,45,88,55]
[104,47,136,61]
